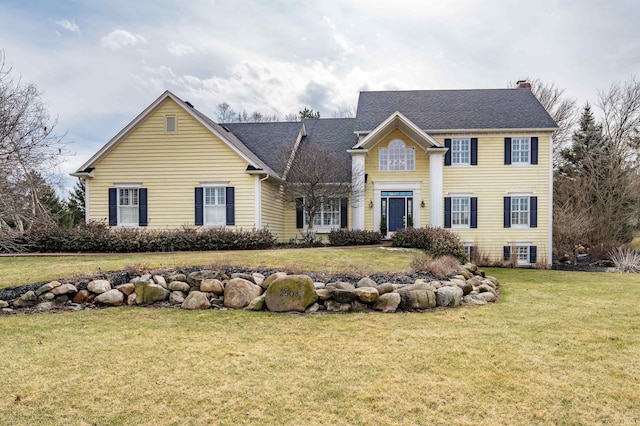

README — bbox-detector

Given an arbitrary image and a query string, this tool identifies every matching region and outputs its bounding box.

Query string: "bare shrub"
[123,263,150,276]
[410,253,460,278]
[609,246,640,273]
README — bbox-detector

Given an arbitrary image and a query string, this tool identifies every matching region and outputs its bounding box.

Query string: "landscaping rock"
[224,278,263,309]
[134,281,168,305]
[314,282,325,289]
[153,275,167,288]
[88,280,111,294]
[373,293,401,313]
[168,281,190,293]
[316,288,332,301]
[167,273,186,283]
[245,294,266,311]
[451,278,473,295]
[231,273,255,283]
[50,284,77,296]
[264,275,317,313]
[396,288,436,310]
[305,302,321,313]
[13,291,38,308]
[200,279,224,295]
[36,281,61,296]
[72,290,90,304]
[252,273,265,287]
[326,281,356,291]
[436,286,463,307]
[182,291,211,310]
[95,289,124,306]
[325,300,352,312]
[169,291,186,304]
[261,272,287,289]
[353,287,379,303]
[39,292,55,301]
[476,292,497,303]
[376,283,395,295]
[351,300,369,312]
[332,288,356,304]
[357,277,377,288]
[0,300,9,309]
[463,294,487,305]
[33,301,56,312]
[127,293,137,305]
[187,270,217,289]
[478,284,498,297]
[116,283,135,296]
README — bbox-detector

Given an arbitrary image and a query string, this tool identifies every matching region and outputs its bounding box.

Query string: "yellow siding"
[439,132,551,263]
[364,129,431,230]
[261,180,285,237]
[87,98,257,229]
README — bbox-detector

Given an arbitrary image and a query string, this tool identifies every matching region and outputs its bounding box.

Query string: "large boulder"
[353,287,379,303]
[436,286,463,308]
[200,279,224,295]
[13,291,38,308]
[373,293,401,313]
[152,275,167,289]
[245,294,266,311]
[135,281,169,305]
[261,272,287,289]
[95,289,124,306]
[476,292,497,303]
[264,275,317,313]
[88,280,111,294]
[376,283,395,295]
[0,300,9,308]
[357,277,377,288]
[167,273,186,283]
[182,291,211,310]
[169,291,186,304]
[168,281,190,292]
[116,283,135,296]
[187,270,217,289]
[331,288,356,304]
[72,290,90,304]
[50,284,78,296]
[224,278,263,309]
[325,300,352,312]
[395,287,436,311]
[326,281,356,291]
[35,281,61,296]
[463,294,487,305]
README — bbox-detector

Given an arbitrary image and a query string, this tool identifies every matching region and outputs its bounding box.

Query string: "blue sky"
[1,0,639,194]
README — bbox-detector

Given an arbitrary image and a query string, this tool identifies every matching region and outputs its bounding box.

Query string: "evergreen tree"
[559,103,605,176]
[299,107,320,119]
[67,179,86,225]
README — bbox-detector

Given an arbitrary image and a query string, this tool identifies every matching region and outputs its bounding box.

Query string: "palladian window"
[379,139,415,171]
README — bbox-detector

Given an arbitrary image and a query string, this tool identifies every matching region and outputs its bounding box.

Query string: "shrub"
[410,253,460,278]
[609,246,640,273]
[392,226,466,261]
[328,229,382,246]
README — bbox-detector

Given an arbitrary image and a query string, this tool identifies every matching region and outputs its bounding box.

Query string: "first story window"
[304,198,341,228]
[504,244,537,266]
[118,188,139,225]
[511,196,529,227]
[204,187,226,226]
[515,246,529,265]
[451,197,470,227]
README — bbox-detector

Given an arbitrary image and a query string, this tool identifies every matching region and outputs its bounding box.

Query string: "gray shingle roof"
[354,89,558,132]
[220,121,303,176]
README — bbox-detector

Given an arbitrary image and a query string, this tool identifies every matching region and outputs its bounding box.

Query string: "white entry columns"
[349,150,367,230]
[427,147,448,227]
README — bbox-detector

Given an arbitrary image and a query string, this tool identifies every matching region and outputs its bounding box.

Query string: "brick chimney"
[516,80,532,89]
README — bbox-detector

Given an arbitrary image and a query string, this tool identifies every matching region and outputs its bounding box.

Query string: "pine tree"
[559,103,605,176]
[67,179,86,225]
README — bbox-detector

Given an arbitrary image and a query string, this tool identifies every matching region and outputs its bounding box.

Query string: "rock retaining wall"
[0,263,499,315]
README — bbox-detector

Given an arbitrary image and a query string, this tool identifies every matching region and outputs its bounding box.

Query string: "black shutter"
[529,246,537,264]
[504,138,512,165]
[444,197,451,228]
[340,198,348,229]
[503,246,511,261]
[470,197,478,228]
[444,139,452,166]
[468,246,475,262]
[530,196,538,228]
[504,197,511,228]
[226,187,235,225]
[296,198,304,229]
[194,187,203,226]
[531,137,538,164]
[108,188,117,226]
[471,138,478,165]
[138,188,148,226]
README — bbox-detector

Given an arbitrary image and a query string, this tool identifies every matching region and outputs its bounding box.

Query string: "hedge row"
[391,226,467,261]
[327,229,382,246]
[2,222,277,253]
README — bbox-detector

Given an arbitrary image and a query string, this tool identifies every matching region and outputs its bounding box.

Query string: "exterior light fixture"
[421,200,425,208]
[369,201,374,208]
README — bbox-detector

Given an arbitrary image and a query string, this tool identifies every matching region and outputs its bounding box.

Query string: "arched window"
[379,139,415,171]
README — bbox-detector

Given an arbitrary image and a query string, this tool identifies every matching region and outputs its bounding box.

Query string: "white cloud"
[54,19,81,35]
[100,29,147,51]
[167,41,196,57]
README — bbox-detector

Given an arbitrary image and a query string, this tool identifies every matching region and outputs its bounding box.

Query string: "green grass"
[1,250,640,425]
[0,247,417,289]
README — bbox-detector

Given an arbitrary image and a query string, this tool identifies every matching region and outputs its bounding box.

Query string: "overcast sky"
[1,0,639,193]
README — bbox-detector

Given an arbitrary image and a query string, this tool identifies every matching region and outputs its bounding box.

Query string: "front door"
[388,198,406,232]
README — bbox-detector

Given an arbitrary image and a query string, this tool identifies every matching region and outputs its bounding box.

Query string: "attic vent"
[185,101,194,108]
[222,126,231,132]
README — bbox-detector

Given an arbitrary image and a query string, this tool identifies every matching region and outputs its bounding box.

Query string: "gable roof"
[354,89,558,133]
[72,91,278,177]
[353,111,442,150]
[220,121,304,176]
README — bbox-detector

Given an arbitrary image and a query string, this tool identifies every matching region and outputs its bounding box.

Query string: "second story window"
[451,138,470,165]
[512,137,530,164]
[379,139,415,171]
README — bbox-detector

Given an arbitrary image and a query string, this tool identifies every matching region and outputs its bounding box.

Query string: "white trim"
[114,182,142,188]
[282,124,307,180]
[450,138,471,166]
[165,115,177,133]
[450,196,471,229]
[356,127,558,136]
[351,153,366,230]
[116,187,140,228]
[353,111,442,150]
[446,191,473,196]
[84,179,89,223]
[200,181,229,187]
[549,133,554,266]
[254,175,262,229]
[429,151,444,226]
[506,190,535,195]
[373,181,421,230]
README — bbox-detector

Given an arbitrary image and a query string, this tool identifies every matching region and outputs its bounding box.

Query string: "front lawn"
[0,249,639,425]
